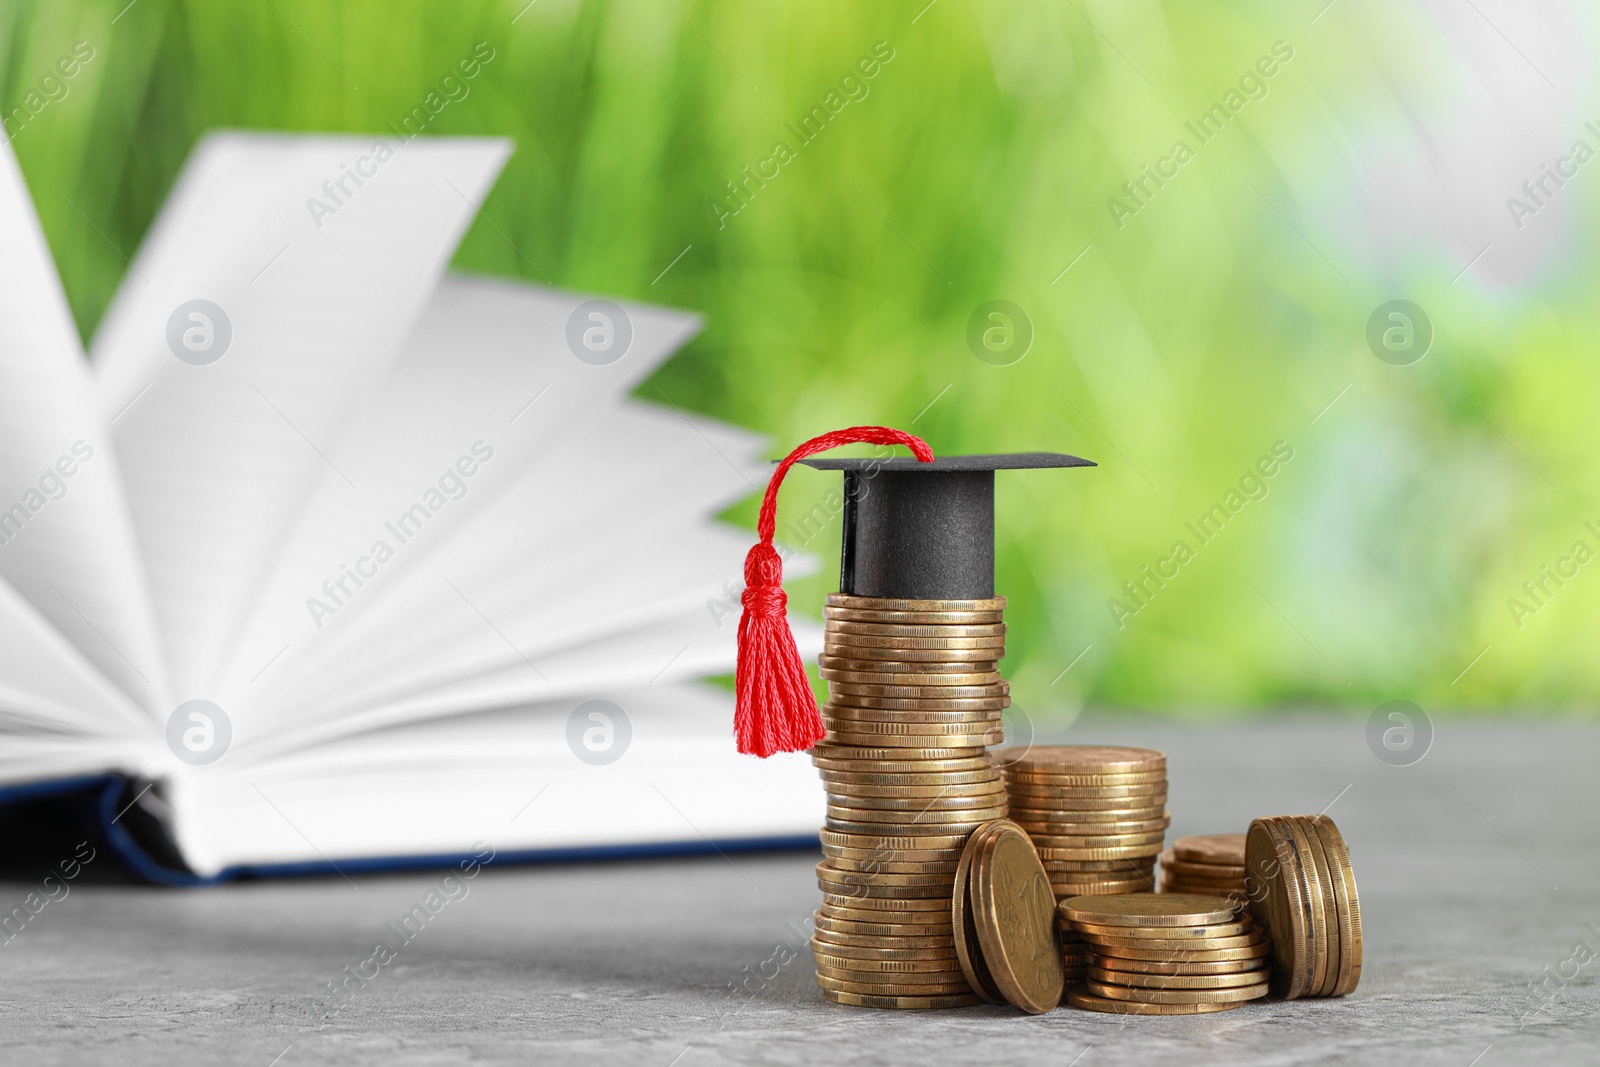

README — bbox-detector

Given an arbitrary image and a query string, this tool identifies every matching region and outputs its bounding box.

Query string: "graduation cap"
[734,426,1094,757]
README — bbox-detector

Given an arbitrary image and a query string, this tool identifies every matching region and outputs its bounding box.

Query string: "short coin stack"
[810,593,1012,1009]
[1244,815,1363,998]
[1160,833,1247,899]
[1059,894,1271,1014]
[998,746,1169,901]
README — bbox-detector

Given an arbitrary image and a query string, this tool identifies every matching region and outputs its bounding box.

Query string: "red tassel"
[734,426,935,757]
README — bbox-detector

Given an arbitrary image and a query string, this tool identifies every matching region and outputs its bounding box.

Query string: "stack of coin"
[1059,893,1271,1014]
[997,746,1168,900]
[1160,833,1247,898]
[810,593,1011,1009]
[1244,815,1363,999]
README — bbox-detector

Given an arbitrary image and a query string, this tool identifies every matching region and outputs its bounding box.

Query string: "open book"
[0,132,822,882]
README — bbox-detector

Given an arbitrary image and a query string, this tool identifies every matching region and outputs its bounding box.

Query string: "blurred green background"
[4,0,1595,718]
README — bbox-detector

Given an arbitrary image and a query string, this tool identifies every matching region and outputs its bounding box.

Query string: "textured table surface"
[2,716,1597,1066]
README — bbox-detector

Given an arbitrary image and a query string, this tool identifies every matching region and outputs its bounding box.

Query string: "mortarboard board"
[733,427,1094,757]
[798,453,1094,601]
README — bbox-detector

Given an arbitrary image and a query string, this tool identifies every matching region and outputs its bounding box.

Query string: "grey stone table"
[2,716,1597,1065]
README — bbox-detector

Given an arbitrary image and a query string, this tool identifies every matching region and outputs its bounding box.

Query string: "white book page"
[209,275,703,705]
[89,132,510,704]
[0,140,169,718]
[168,684,824,876]
[0,572,152,757]
[233,403,779,750]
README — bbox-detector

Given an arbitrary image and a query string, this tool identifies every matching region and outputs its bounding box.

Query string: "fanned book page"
[0,131,822,880]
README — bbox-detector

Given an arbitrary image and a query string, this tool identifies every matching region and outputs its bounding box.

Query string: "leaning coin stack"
[810,593,1012,1009]
[1160,834,1247,899]
[998,746,1168,901]
[1059,893,1271,1014]
[1244,815,1363,999]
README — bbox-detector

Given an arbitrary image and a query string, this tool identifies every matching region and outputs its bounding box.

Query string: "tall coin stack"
[810,593,1012,1010]
[1160,834,1247,898]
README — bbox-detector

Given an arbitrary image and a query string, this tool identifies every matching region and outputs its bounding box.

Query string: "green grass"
[4,0,1596,718]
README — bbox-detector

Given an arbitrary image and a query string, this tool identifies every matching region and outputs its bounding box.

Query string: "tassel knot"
[733,426,933,756]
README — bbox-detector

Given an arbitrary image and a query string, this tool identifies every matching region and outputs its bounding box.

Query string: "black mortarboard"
[798,453,1095,600]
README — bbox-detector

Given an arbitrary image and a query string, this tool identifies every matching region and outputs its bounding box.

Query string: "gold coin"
[1312,819,1363,1004]
[825,777,1003,799]
[1313,817,1361,997]
[822,715,1003,735]
[813,914,958,939]
[827,593,1006,612]
[812,751,991,773]
[814,944,959,964]
[1080,929,1267,952]
[823,842,967,862]
[971,820,1065,1014]
[1097,955,1267,976]
[824,705,1004,725]
[1088,966,1266,989]
[821,829,971,851]
[827,695,1011,713]
[827,820,1001,839]
[817,862,955,888]
[1040,855,1157,871]
[1049,868,1156,884]
[1297,816,1347,998]
[819,987,984,1009]
[1024,817,1168,838]
[1159,873,1243,892]
[1246,819,1311,999]
[827,803,1008,823]
[825,620,1007,638]
[1073,918,1253,940]
[952,820,1009,1005]
[827,857,962,876]
[820,668,1003,688]
[1159,853,1246,878]
[996,745,1165,775]
[826,787,1007,809]
[820,768,1004,786]
[1012,806,1168,825]
[825,632,1008,651]
[813,971,973,996]
[1049,880,1155,897]
[1008,793,1168,813]
[820,892,952,912]
[825,732,1003,751]
[1005,782,1167,800]
[1000,767,1167,787]
[820,654,1000,673]
[1026,843,1164,862]
[1085,979,1267,1004]
[1060,893,1241,928]
[1091,939,1269,963]
[1173,833,1247,866]
[817,907,951,928]
[812,932,957,955]
[1063,989,1241,1014]
[829,681,1009,700]
[1029,828,1167,846]
[813,952,966,976]
[1030,825,1171,838]
[824,646,1005,664]
[1275,817,1332,999]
